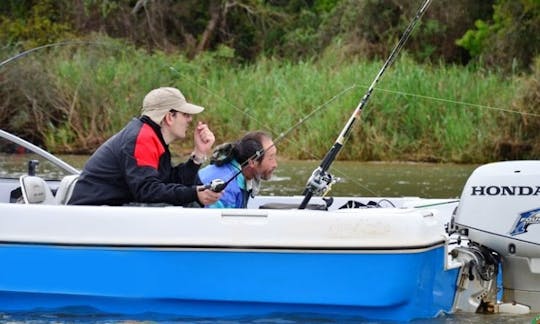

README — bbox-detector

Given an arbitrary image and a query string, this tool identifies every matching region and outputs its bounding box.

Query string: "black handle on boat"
[299,0,433,209]
[28,160,39,176]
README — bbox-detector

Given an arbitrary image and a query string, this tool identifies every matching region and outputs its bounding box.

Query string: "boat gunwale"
[0,240,446,252]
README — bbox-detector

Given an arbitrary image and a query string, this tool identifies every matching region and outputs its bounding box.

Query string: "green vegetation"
[456,0,540,73]
[1,37,537,163]
[0,0,538,162]
[1,0,538,71]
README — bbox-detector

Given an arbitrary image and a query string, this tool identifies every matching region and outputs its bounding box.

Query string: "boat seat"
[19,175,56,204]
[55,174,79,205]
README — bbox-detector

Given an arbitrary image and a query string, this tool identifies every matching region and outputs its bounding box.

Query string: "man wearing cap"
[68,87,221,206]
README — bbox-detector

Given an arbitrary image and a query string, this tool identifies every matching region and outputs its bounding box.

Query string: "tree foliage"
[0,0,538,71]
[456,0,540,73]
[0,0,74,49]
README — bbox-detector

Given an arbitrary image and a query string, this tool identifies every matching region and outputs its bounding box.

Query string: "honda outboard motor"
[452,160,540,311]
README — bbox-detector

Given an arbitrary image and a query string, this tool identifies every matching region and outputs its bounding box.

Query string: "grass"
[0,36,537,163]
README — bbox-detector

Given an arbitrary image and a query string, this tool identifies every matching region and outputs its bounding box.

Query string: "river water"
[60,156,477,199]
[261,160,477,199]
[2,156,539,323]
[0,312,537,324]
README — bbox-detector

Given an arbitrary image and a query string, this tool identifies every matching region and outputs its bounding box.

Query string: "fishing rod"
[199,85,357,192]
[0,41,100,69]
[298,0,433,209]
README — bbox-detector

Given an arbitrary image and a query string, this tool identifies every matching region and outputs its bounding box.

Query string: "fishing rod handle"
[199,179,226,192]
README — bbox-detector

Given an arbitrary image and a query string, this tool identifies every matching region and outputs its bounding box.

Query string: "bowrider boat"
[1,128,538,321]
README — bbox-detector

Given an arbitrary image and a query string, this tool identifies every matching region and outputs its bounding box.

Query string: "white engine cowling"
[452,160,540,311]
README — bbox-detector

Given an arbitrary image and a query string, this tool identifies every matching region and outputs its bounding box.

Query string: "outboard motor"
[452,160,540,311]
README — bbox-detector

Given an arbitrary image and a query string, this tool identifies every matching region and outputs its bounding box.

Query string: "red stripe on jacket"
[134,123,165,169]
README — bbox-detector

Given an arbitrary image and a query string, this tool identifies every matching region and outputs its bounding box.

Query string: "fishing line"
[372,87,540,118]
[169,65,368,192]
[169,67,382,196]
[3,49,367,193]
[198,84,359,192]
[168,66,262,129]
[314,77,539,196]
[169,66,355,138]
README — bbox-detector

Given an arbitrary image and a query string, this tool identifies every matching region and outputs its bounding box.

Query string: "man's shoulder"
[123,119,163,151]
[199,162,236,181]
[199,163,223,176]
[112,118,146,142]
[129,119,157,139]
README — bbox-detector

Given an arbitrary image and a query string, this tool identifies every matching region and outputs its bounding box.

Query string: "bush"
[456,0,540,73]
[0,0,74,48]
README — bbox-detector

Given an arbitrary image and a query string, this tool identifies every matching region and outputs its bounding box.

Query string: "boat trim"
[0,240,446,252]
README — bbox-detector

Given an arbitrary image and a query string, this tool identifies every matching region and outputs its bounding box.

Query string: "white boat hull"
[0,200,460,321]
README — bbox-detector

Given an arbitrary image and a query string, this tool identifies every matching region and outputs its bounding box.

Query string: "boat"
[2,0,538,320]
[1,128,538,322]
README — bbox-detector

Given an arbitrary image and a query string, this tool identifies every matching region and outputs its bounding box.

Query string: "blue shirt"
[198,160,249,208]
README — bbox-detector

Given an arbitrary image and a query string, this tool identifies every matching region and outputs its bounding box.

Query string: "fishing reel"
[304,167,337,197]
[199,179,226,192]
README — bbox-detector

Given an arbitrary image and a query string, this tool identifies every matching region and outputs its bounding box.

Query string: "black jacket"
[69,116,201,206]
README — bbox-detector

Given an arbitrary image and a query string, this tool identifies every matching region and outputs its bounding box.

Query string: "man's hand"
[193,121,215,158]
[196,186,222,206]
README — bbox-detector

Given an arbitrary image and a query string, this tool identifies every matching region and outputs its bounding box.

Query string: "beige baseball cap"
[141,87,204,124]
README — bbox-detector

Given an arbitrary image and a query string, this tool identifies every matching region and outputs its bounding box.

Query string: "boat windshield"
[0,130,79,180]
